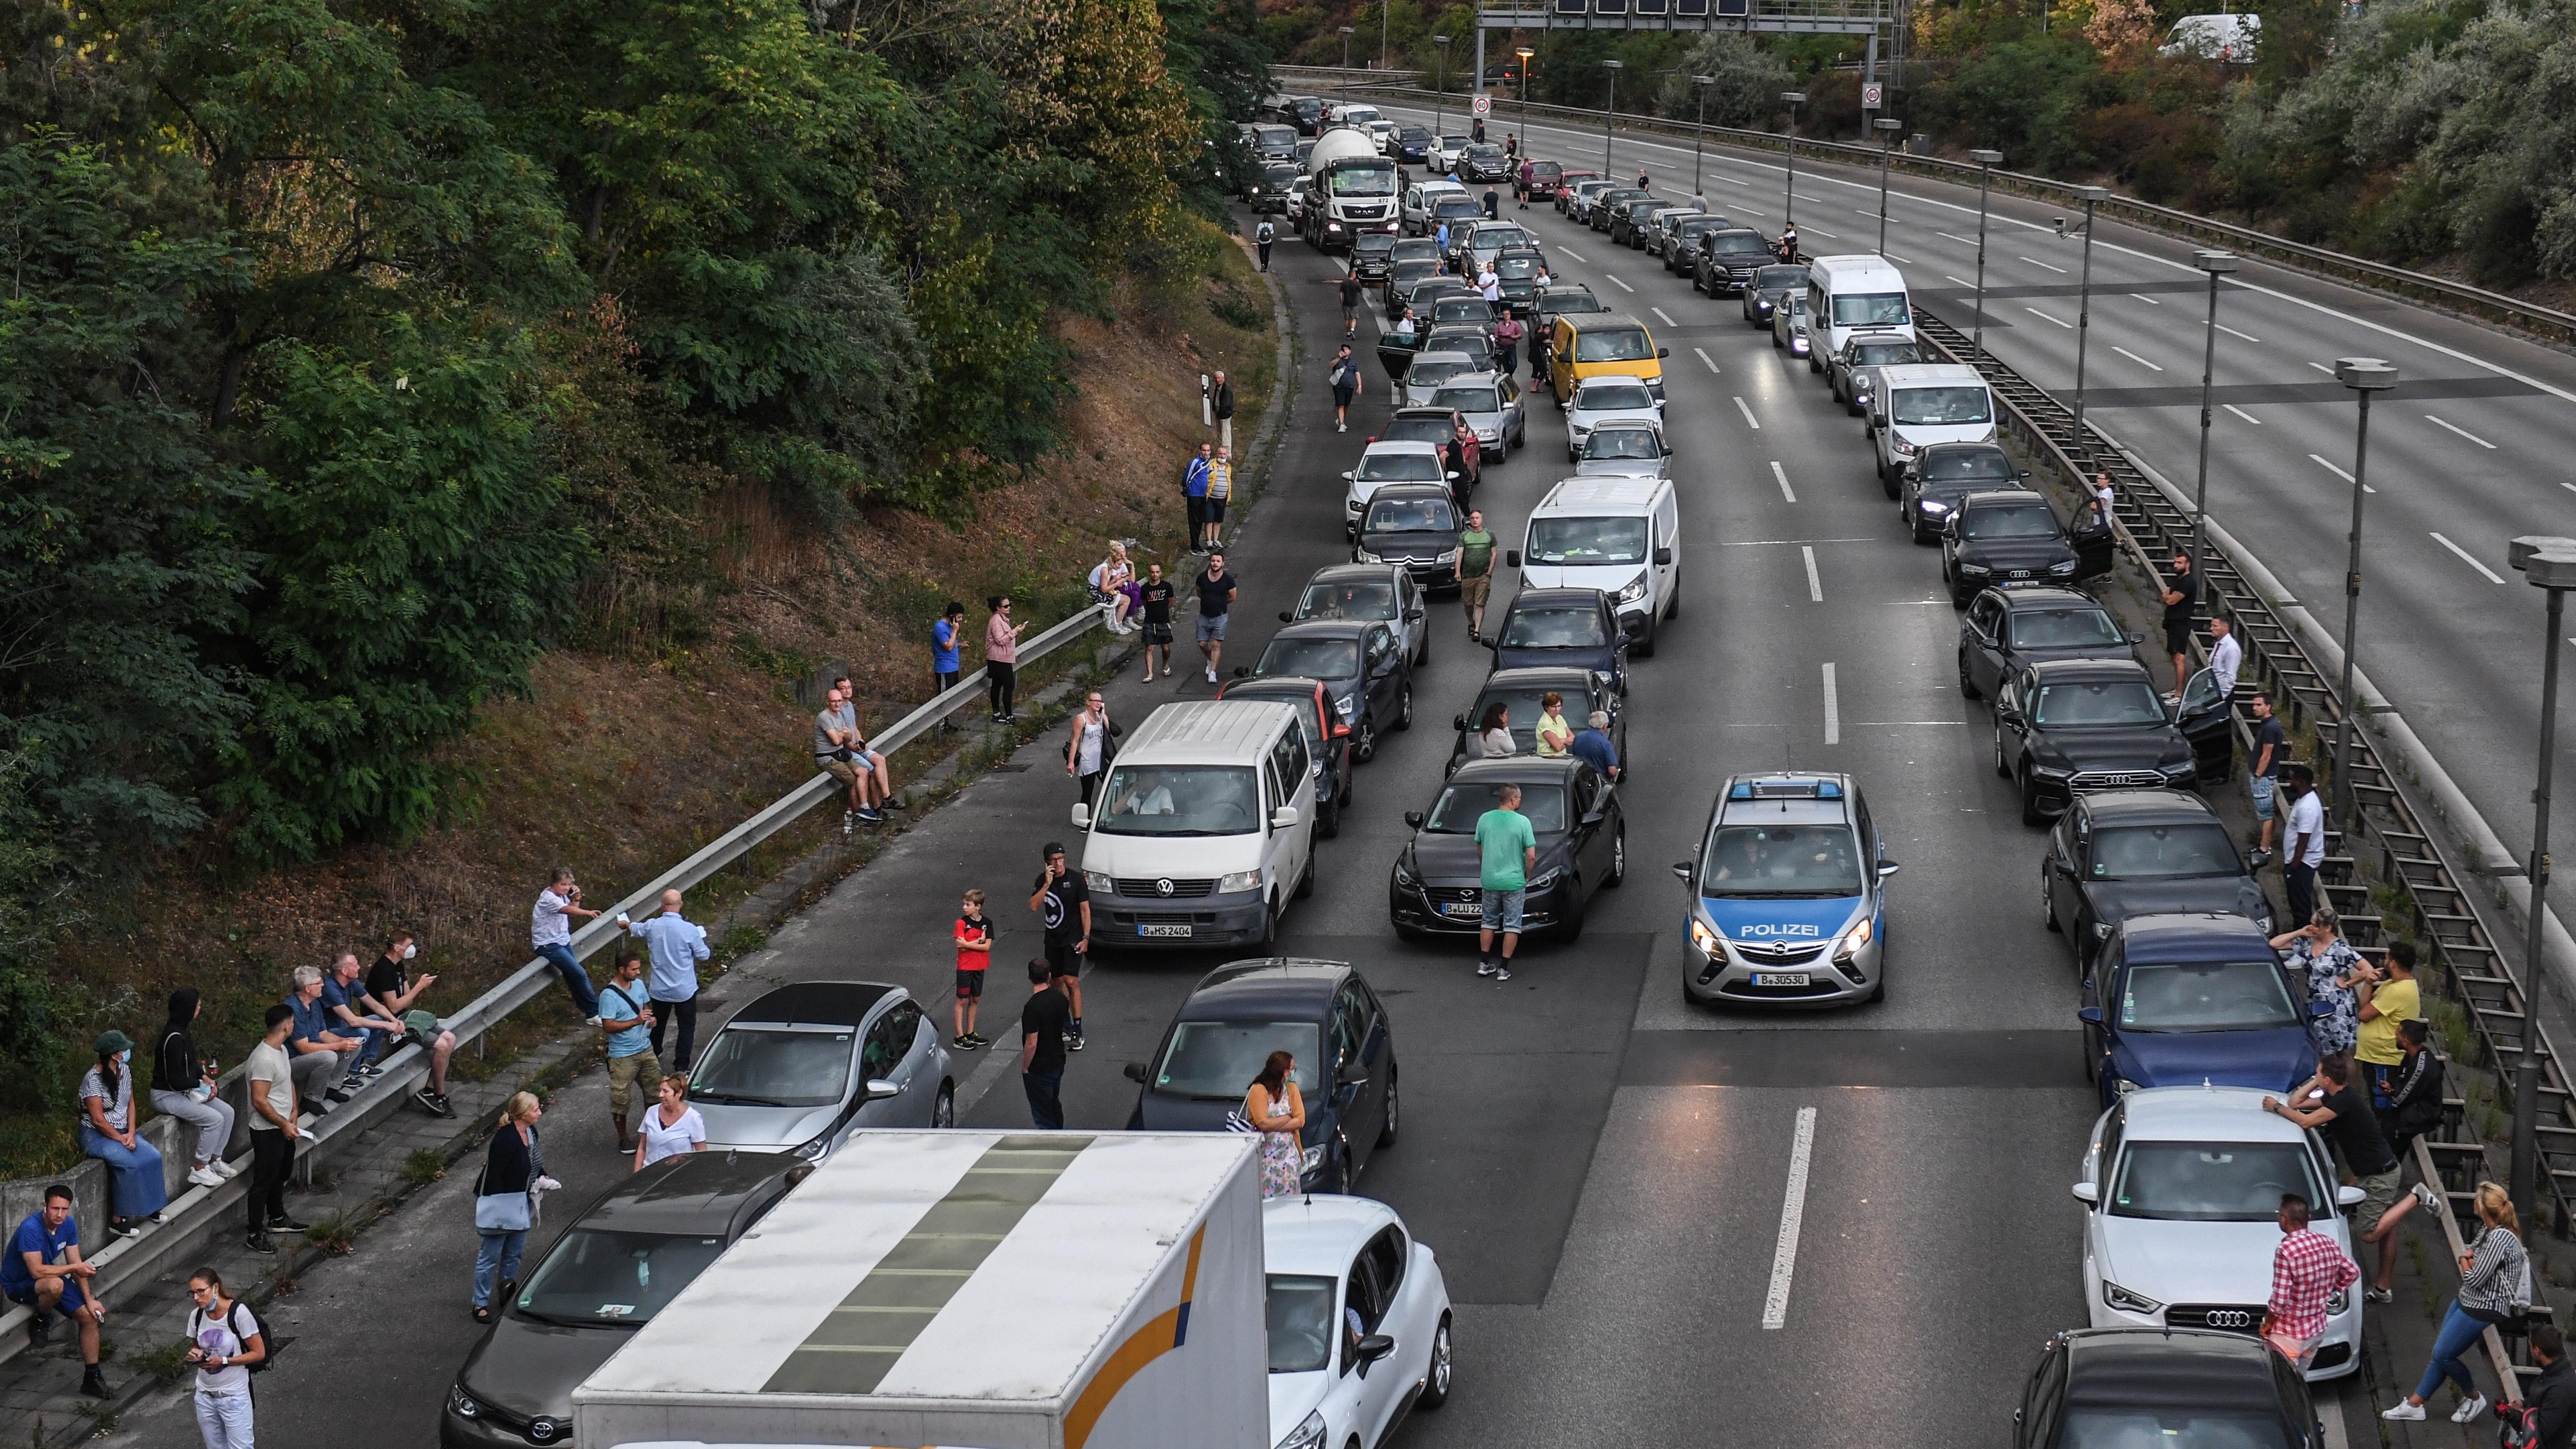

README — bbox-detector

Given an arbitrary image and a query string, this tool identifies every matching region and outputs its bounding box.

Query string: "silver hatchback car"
[1425,372,1525,460]
[1573,419,1672,477]
[686,981,956,1162]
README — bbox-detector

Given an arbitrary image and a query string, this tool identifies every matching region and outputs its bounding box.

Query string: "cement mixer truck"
[1300,126,1401,253]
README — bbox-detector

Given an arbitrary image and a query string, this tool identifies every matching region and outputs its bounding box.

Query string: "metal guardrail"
[1280,72,2576,349]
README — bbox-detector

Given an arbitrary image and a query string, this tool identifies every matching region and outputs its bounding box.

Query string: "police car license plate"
[1750,972,1812,986]
[1439,902,1484,920]
[1138,923,1192,939]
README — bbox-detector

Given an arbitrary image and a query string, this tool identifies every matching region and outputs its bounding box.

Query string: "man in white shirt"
[2206,614,2243,703]
[2282,763,2326,929]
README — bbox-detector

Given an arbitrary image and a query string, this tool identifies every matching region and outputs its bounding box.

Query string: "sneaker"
[2413,1181,2442,1212]
[1494,964,1513,981]
[211,1158,241,1180]
[2382,1402,2426,1422]
[269,1216,311,1233]
[584,1015,602,1027]
[244,1232,276,1255]
[359,1062,385,1077]
[2454,1395,2489,1424]
[966,1032,990,1047]
[2364,1285,2393,1303]
[1206,666,1218,683]
[1337,421,1347,433]
[78,1373,109,1401]
[27,1314,50,1348]
[414,1087,445,1115]
[1477,959,1497,977]
[339,1074,364,1091]
[1067,1034,1086,1052]
[187,1166,224,1190]
[106,1218,139,1240]
[427,1092,456,1118]
[952,1034,980,1051]
[856,806,884,823]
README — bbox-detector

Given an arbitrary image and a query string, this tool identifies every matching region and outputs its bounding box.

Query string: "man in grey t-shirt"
[812,681,880,825]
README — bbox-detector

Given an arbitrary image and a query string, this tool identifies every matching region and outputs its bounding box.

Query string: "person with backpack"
[2379,1018,2447,1159]
[182,1266,267,1448]
[2503,1323,2576,1448]
[2384,1181,2527,1424]
[1254,218,1275,271]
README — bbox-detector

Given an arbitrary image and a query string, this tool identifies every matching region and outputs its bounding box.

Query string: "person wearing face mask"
[78,1031,169,1238]
[366,930,457,1117]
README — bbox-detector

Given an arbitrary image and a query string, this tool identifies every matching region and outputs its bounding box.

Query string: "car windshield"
[1473,227,1529,250]
[1500,606,1608,648]
[1400,126,1431,142]
[1381,415,1455,445]
[1389,260,1438,286]
[1584,429,1661,460]
[514,1229,729,1328]
[1431,300,1493,325]
[2014,607,2125,648]
[1466,144,1504,160]
[1298,579,1400,619]
[1574,328,1653,363]
[689,1026,853,1107]
[1259,637,1361,680]
[1543,291,1604,314]
[1357,451,1442,482]
[1152,1021,1321,1099]
[2058,1409,2295,1449]
[1856,342,1924,366]
[2031,679,2166,727]
[1406,360,1469,390]
[1495,254,1544,279]
[1355,235,1394,256]
[1259,127,1295,147]
[1330,164,1399,197]
[2090,823,2242,878]
[1267,1274,1337,1373]
[1697,823,1863,898]
[1527,517,1648,566]
[1095,765,1263,837]
[1264,165,1298,186]
[1576,383,1654,413]
[1425,783,1568,834]
[1434,198,1483,218]
[1676,217,1720,234]
[1363,498,1455,534]
[1830,291,1912,326]
[2118,960,2302,1032]
[1431,385,1501,414]
[1921,449,2015,482]
[1891,386,1992,425]
[2107,1140,2322,1221]
[1709,235,1772,257]
[1756,266,1809,289]
[1531,162,1562,178]
[1960,503,2060,540]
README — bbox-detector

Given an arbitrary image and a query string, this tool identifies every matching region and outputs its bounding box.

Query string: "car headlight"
[2328,1288,2350,1315]
[1327,223,1344,232]
[1335,693,1359,720]
[1277,1409,1330,1449]
[1085,871,1115,895]
[1957,562,1991,576]
[2031,762,2074,780]
[1218,869,1262,893]
[2048,560,2078,575]
[1393,855,1416,885]
[1346,498,1363,513]
[793,1133,832,1161]
[2253,909,2274,934]
[2101,1280,2163,1315]
[1917,498,1950,515]
[1890,437,1919,457]
[1689,917,1723,954]
[1526,868,1561,891]
[1435,548,1460,564]
[1299,1144,1325,1173]
[1614,572,1650,605]
[1854,390,1873,409]
[449,1385,482,1419]
[1569,421,1591,437]
[1833,917,1873,962]
[1353,548,1383,563]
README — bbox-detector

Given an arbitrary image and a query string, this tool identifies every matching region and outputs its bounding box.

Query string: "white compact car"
[2075,1085,2366,1380]
[1342,440,1451,535]
[1572,419,1671,478]
[1562,376,1663,462]
[1265,1194,1453,1449]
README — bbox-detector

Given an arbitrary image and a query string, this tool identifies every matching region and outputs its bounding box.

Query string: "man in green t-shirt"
[1454,508,1497,643]
[1472,783,1538,981]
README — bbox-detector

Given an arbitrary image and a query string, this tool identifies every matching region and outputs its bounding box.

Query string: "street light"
[2329,356,2397,840]
[1433,35,1451,136]
[1379,0,1389,69]
[1518,47,1536,153]
[1340,25,1355,98]
[1690,75,1715,198]
[1781,92,1805,228]
[1872,116,1902,255]
[2066,184,2107,460]
[1602,59,1623,177]
[1968,149,2001,361]
[2185,250,2240,594]
[2508,533,2576,1225]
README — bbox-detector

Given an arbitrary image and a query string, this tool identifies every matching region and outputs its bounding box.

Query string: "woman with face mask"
[80,1030,170,1237]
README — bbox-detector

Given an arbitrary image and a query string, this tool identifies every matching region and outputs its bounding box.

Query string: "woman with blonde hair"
[635,1075,706,1170]
[1090,541,1140,634]
[1246,1051,1306,1199]
[470,1092,545,1323]
[1533,691,1574,758]
[2384,1181,2526,1424]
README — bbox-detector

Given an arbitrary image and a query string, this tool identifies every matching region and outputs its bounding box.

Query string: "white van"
[1072,701,1317,949]
[1805,254,1915,361]
[1508,475,1682,657]
[1866,362,1999,494]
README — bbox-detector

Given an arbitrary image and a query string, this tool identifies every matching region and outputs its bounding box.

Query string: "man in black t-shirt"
[1195,551,1238,684]
[1339,273,1363,337]
[2161,552,2201,697]
[1018,959,1073,1129]
[2248,693,2287,865]
[1138,563,1176,682]
[1028,843,1089,1051]
[2266,1054,2415,1303]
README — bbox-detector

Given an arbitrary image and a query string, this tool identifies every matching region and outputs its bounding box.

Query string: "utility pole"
[2329,357,2397,842]
[1691,76,1714,197]
[1873,116,1902,255]
[2067,185,2106,460]
[2185,250,2240,595]
[1781,92,1805,226]
[1433,34,1451,136]
[2509,534,2576,1227]
[1968,149,2000,361]
[1602,59,1623,177]
[1519,47,1536,151]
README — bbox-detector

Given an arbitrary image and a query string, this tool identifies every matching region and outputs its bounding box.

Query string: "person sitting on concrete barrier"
[151,989,240,1191]
[79,1030,168,1238]
[3,1184,108,1398]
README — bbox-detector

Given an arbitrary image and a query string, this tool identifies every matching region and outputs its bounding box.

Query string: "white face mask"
[402,942,417,961]
[116,1051,131,1068]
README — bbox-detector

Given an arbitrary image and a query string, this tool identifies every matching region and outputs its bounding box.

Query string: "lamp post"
[2508,534,2576,1225]
[1518,47,1535,152]
[1781,91,1805,227]
[2067,184,2107,460]
[1968,149,2001,361]
[1690,75,1715,198]
[1379,0,1389,69]
[2185,250,2240,593]
[1433,35,1451,136]
[2329,357,2397,840]
[1873,116,1902,255]
[1340,26,1355,98]
[1602,59,1623,177]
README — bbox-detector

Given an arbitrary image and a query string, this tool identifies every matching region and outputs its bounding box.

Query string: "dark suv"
[1992,658,2235,824]
[1902,442,2028,542]
[1941,489,2113,604]
[1692,228,1775,295]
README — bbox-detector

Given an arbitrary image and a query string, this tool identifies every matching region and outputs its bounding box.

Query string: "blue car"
[1673,773,1897,1008]
[2079,912,2320,1108]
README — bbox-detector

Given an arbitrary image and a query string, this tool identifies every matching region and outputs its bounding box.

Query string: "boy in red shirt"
[953,890,992,1049]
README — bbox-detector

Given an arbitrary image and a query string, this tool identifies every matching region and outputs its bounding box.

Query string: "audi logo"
[2202,1310,2253,1330]
[1156,878,1176,897]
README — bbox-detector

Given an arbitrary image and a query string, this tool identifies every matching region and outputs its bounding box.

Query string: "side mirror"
[2337,1184,2367,1207]
[1232,665,1251,678]
[1122,1062,1148,1084]
[1447,470,1462,481]
[1070,804,1092,829]
[1341,470,1356,482]
[1357,1333,1397,1367]
[1657,347,1671,359]
[1453,714,1470,731]
[1278,609,1295,623]
[1671,861,1693,882]
[1652,547,1673,566]
[1996,706,2024,728]
[2127,632,2146,646]
[1405,811,1426,828]
[1271,806,1302,829]
[2077,1006,2103,1025]
[2020,469,2033,478]
[865,1078,901,1102]
[1877,860,1901,878]
[1405,605,1425,621]
[1505,549,1521,569]
[2070,1182,2100,1205]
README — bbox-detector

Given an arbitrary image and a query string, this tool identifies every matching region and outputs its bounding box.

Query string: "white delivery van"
[1866,362,1999,494]
[1071,700,1316,949]
[573,1131,1266,1449]
[1507,475,1682,658]
[1805,254,1915,361]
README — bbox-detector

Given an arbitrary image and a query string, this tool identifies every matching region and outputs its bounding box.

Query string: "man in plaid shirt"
[2264,1193,2359,1368]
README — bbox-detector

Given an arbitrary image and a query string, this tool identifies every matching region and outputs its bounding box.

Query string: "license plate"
[1138,923,1192,939]
[1439,902,1484,920]
[1751,972,1812,986]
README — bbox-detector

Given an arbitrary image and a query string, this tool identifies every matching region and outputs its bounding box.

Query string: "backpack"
[2494,1399,2539,1449]
[195,1302,269,1375]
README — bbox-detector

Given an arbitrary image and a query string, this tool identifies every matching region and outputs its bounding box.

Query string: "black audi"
[1941,488,2114,605]
[1992,658,2236,825]
[1390,756,1626,942]
[1958,584,2143,699]
[2043,790,2274,970]
[1900,441,2028,542]
[1448,665,1624,775]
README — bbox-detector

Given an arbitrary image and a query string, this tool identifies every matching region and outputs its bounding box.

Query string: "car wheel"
[1397,683,1415,729]
[1376,1064,1400,1147]
[2042,869,2061,932]
[1879,463,1900,501]
[933,1081,956,1128]
[1296,855,1316,898]
[1632,614,1656,659]
[1663,574,1681,620]
[1418,1315,1453,1408]
[2020,768,2049,827]
[1355,714,1378,763]
[1994,728,2012,779]
[1605,824,1627,886]
[1557,877,1588,940]
[1417,630,1431,668]
[1958,651,1981,699]
[1318,797,1341,840]
[1867,971,1886,1004]
[1261,894,1279,946]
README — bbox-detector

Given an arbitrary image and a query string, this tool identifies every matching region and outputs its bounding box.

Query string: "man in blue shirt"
[5,1185,107,1396]
[622,889,711,1070]
[598,950,662,1151]
[1182,443,1212,554]
[1569,710,1620,783]
[931,601,965,710]
[287,963,365,1107]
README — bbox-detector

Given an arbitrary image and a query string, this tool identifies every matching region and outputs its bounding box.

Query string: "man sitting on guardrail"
[815,678,884,829]
[364,932,458,1118]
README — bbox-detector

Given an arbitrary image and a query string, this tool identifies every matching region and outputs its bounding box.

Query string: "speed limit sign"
[1471,94,1492,116]
[1861,82,1883,108]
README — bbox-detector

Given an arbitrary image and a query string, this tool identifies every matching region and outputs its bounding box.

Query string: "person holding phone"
[2273,906,2370,1060]
[183,1267,264,1448]
[1030,844,1089,1052]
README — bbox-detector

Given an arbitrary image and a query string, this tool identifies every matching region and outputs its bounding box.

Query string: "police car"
[1672,773,1898,1007]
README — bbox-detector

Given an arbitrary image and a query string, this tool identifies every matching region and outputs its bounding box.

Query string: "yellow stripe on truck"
[1065,1225,1207,1449]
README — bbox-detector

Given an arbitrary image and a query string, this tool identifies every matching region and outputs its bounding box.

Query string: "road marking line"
[1717,175,1750,187]
[1854,208,1881,220]
[2025,306,2072,329]
[2020,255,2068,273]
[2112,345,2164,373]
[1718,536,1875,545]
[1883,251,1915,264]
[1560,245,1587,262]
[2214,322,2260,344]
[1736,396,1762,430]
[1738,204,1767,215]
[2563,481,2576,496]
[1802,545,1823,601]
[1606,273,1635,292]
[1944,275,1975,288]
[1938,231,1976,245]
[2431,532,2505,583]
[1803,225,1838,238]
[2309,453,2374,494]
[1695,347,1721,374]
[2424,414,2496,449]
[2129,293,2161,305]
[1770,459,1795,500]
[1652,306,1678,326]
[2222,404,2264,426]
[1764,1105,1818,1329]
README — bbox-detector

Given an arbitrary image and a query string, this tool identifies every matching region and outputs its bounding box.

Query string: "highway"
[1374,95,2576,940]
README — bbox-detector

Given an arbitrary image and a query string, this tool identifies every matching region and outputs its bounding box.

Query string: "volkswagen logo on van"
[1156,878,1176,897]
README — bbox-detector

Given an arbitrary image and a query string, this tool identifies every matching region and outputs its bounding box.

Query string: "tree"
[1656,34,1796,127]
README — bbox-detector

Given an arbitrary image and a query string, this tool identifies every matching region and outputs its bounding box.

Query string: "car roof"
[2118,911,2272,963]
[2118,1085,2308,1143]
[1561,312,1648,332]
[731,981,894,1028]
[2027,656,2154,683]
[1845,330,1919,348]
[1715,772,1857,828]
[1477,665,1606,693]
[1992,585,2103,611]
[1406,350,1474,369]
[1307,562,1410,584]
[2062,1329,2286,1410]
[2078,788,2218,823]
[1220,674,1326,703]
[1959,487,2051,510]
[1184,957,1354,1015]
[1272,619,1377,642]
[1361,439,1444,458]
[1361,483,1457,508]
[1446,755,1587,787]
[1535,475,1666,513]
[1572,375,1655,395]
[1262,1195,1403,1274]
[1878,362,1986,386]
[1505,587,1608,610]
[1920,439,2008,454]
[1119,700,1298,762]
[574,1149,805,1236]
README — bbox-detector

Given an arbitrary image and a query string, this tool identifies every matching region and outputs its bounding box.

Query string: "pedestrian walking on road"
[1182,443,1212,553]
[1339,272,1363,338]
[240,1005,300,1254]
[2247,693,2285,864]
[1066,690,1120,808]
[1139,564,1176,682]
[1196,550,1238,684]
[2280,762,2325,927]
[530,868,604,1019]
[470,1092,544,1324]
[633,1074,706,1171]
[1204,447,1235,551]
[2273,906,2369,1060]
[1255,218,1275,270]
[1019,959,1072,1130]
[2161,552,2201,696]
[1211,369,1236,452]
[78,1030,168,1238]
[953,890,992,1050]
[182,1267,265,1448]
[1030,843,1090,1050]
[2385,1181,2525,1424]
[2255,1192,2357,1371]
[1475,782,1537,981]
[1246,1051,1306,1199]
[5,1184,108,1399]
[599,949,660,1152]
[152,990,239,1190]
[1495,309,1524,376]
[1456,509,1495,640]
[986,595,1028,723]
[620,889,709,1072]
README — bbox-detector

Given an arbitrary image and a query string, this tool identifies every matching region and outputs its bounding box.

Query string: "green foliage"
[1653,34,1796,128]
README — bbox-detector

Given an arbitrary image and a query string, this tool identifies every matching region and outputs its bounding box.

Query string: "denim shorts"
[1196,613,1229,642]
[2250,774,2277,821]
[1481,886,1527,934]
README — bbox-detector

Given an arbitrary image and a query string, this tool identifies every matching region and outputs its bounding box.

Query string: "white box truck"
[571,1131,1265,1449]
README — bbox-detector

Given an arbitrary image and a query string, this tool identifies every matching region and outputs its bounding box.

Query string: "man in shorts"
[4,1185,107,1398]
[2161,551,2201,698]
[1339,271,1363,336]
[952,889,991,1049]
[2247,692,2285,864]
[1203,446,1234,552]
[1137,563,1176,682]
[1196,550,1237,684]
[1028,845,1089,1051]
[1329,345,1362,433]
[1454,508,1496,642]
[813,680,882,826]
[1473,783,1537,983]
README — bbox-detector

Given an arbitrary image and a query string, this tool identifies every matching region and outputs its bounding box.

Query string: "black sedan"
[1349,231,1399,284]
[2043,790,2274,969]
[1900,441,2028,542]
[1384,259,1443,318]
[1941,488,2115,604]
[2014,1330,2316,1449]
[1692,228,1775,295]
[1421,322,1497,374]
[1214,674,1353,838]
[1958,584,2143,699]
[1448,665,1624,775]
[1992,658,2236,825]
[1606,197,1663,248]
[1353,485,1465,601]
[1390,756,1626,941]
[1122,959,1397,1193]
[1588,188,1649,232]
[1243,619,1414,762]
[441,1152,806,1449]
[1459,142,1514,182]
[1487,587,1626,691]
[1374,405,1469,450]
[1741,263,1808,325]
[1388,236,1443,269]
[1661,214,1732,271]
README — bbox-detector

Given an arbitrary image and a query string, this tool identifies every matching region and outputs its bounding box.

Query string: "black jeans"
[2286,861,2318,931]
[1023,1070,1064,1130]
[1258,242,1272,269]
[988,662,1017,718]
[649,994,699,1072]
[247,1129,291,1233]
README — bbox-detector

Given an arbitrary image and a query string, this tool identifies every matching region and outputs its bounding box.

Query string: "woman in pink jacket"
[985,596,1029,724]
